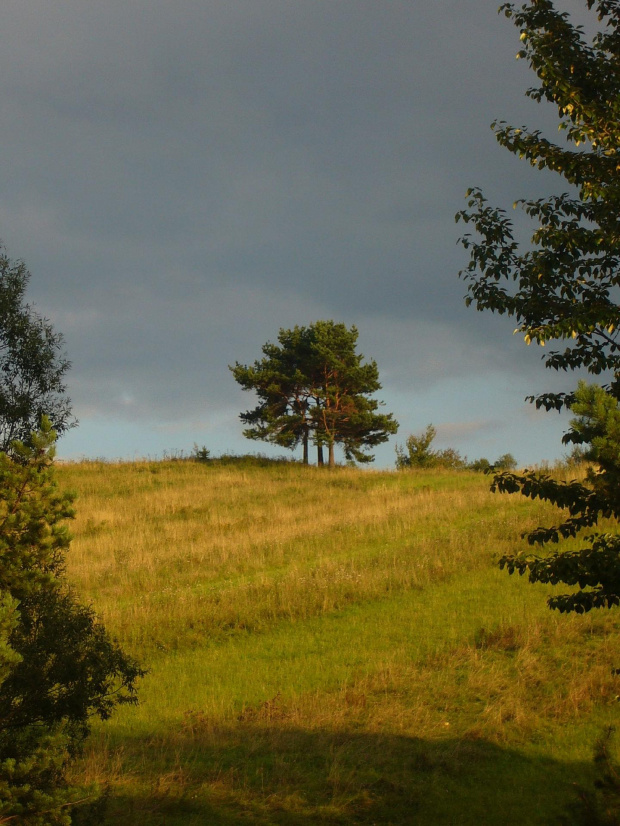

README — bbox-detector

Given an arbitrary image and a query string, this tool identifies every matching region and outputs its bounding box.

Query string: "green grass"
[58,460,620,824]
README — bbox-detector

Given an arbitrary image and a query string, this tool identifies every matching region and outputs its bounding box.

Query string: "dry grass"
[62,461,555,654]
[57,459,620,825]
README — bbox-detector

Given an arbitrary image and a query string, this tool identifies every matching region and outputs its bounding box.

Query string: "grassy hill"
[60,458,620,824]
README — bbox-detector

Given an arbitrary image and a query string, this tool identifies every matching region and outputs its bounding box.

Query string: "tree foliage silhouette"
[457,0,620,612]
[0,423,143,823]
[231,322,398,467]
[0,247,73,454]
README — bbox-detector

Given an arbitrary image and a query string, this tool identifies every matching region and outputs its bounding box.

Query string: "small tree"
[395,425,438,469]
[0,248,73,454]
[0,420,143,822]
[395,424,467,470]
[457,0,620,612]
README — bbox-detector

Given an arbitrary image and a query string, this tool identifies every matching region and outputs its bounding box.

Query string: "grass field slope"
[61,458,620,825]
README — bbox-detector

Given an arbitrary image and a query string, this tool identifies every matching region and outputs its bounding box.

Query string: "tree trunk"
[328,442,335,468]
[317,444,324,466]
[303,430,309,465]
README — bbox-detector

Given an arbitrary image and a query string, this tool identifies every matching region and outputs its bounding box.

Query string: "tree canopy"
[231,321,398,467]
[0,248,73,454]
[231,326,316,463]
[457,0,620,612]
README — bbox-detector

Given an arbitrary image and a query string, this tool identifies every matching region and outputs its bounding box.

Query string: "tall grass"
[59,460,620,824]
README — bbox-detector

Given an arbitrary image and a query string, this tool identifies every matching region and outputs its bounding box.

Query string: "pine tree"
[231,326,316,463]
[231,322,398,466]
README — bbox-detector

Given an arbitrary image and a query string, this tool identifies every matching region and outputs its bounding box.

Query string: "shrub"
[395,425,466,470]
[468,457,492,473]
[494,453,517,471]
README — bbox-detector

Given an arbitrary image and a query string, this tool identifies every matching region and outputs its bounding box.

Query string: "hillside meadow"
[57,457,620,825]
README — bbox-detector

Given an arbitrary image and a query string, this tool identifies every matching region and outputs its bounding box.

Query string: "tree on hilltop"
[231,321,398,467]
[457,0,620,612]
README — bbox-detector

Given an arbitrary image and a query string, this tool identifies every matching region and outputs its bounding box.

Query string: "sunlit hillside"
[58,458,620,825]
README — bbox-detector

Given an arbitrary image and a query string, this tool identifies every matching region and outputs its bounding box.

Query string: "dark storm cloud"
[0,0,592,430]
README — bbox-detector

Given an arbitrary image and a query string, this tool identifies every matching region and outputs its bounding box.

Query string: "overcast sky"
[0,0,597,467]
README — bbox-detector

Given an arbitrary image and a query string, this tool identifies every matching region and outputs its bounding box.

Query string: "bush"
[395,425,466,470]
[494,453,517,471]
[192,444,211,462]
[468,457,492,473]
[434,447,467,470]
[468,455,517,473]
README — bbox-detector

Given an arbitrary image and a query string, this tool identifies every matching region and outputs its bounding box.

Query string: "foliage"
[457,0,620,386]
[230,325,315,461]
[433,446,467,469]
[457,0,620,612]
[494,453,517,472]
[395,424,438,469]
[565,445,590,468]
[467,454,517,473]
[191,444,211,462]
[309,321,399,467]
[231,321,398,467]
[468,457,492,473]
[563,727,620,826]
[0,420,143,823]
[395,424,467,470]
[497,382,620,612]
[209,452,297,468]
[0,248,73,454]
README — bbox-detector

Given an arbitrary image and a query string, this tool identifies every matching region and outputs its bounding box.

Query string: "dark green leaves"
[0,248,74,454]
[231,322,398,466]
[495,383,620,611]
[0,422,143,822]
[459,1,620,614]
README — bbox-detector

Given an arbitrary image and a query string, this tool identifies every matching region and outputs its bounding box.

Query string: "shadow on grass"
[95,721,597,826]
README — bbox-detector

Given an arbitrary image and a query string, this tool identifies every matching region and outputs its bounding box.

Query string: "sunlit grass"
[59,459,620,824]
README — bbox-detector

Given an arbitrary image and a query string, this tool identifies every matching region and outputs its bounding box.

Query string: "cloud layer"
[0,0,591,464]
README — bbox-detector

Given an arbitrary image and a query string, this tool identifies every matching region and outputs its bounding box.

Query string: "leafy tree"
[395,425,439,469]
[395,424,467,470]
[457,0,620,612]
[0,248,73,454]
[231,322,398,467]
[0,420,143,823]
